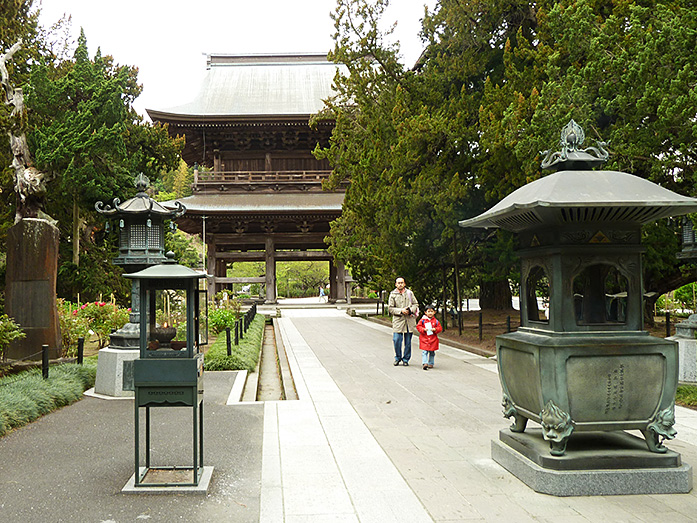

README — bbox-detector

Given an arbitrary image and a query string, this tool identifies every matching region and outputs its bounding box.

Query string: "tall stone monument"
[2,40,61,359]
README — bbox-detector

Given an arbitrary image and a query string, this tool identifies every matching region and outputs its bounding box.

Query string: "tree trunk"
[644,296,658,328]
[72,197,80,266]
[480,279,512,310]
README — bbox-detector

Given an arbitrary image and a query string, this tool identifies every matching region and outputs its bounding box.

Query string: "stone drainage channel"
[242,319,297,402]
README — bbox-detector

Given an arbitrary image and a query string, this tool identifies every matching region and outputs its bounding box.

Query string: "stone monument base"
[94,347,139,397]
[492,428,692,496]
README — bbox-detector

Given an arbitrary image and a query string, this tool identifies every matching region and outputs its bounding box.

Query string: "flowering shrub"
[57,299,91,357]
[208,309,239,334]
[80,301,130,349]
[57,299,130,355]
[0,314,25,358]
[207,290,242,334]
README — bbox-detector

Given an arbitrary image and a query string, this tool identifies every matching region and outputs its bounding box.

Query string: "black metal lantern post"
[125,253,209,487]
[93,174,186,397]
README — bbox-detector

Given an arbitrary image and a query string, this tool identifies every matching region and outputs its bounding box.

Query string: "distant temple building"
[147,53,347,303]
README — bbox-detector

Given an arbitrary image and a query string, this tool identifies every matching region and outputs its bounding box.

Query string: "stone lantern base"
[94,347,139,397]
[493,428,692,496]
[94,321,140,397]
[668,314,697,383]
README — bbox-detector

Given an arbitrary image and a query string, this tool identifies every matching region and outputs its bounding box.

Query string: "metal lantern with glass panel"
[460,121,697,461]
[124,253,208,488]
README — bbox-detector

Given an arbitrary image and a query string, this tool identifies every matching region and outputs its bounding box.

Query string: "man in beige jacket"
[388,277,419,366]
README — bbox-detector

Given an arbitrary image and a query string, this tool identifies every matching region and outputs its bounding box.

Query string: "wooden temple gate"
[147,53,348,303]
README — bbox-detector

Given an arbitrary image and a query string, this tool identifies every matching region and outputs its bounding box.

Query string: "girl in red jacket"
[416,305,442,370]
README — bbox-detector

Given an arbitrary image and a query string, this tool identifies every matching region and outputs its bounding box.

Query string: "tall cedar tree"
[477,0,697,321]
[316,0,541,307]
[25,29,182,301]
[319,0,697,314]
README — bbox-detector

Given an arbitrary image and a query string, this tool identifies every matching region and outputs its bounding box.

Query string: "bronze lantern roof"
[459,121,697,232]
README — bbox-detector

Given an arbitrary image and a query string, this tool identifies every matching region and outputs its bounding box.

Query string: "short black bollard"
[239,318,244,341]
[666,311,671,338]
[226,327,232,356]
[42,344,49,379]
[478,312,483,341]
[77,337,85,365]
[234,321,239,345]
[506,316,511,333]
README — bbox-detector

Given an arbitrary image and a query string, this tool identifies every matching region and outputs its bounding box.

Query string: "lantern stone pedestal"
[668,315,697,383]
[95,286,141,397]
[94,347,139,397]
[492,429,692,496]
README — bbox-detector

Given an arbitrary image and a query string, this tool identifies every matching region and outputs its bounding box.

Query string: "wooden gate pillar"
[265,237,277,304]
[206,237,217,299]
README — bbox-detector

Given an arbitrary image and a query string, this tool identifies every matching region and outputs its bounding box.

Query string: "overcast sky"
[37,0,436,120]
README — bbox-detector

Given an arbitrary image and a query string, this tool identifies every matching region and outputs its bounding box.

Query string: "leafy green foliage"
[204,315,264,371]
[315,0,531,306]
[165,229,201,269]
[208,309,240,335]
[157,159,194,199]
[676,385,697,408]
[56,238,131,305]
[207,290,241,334]
[674,283,697,312]
[22,28,182,289]
[0,363,96,437]
[56,299,90,356]
[475,0,697,317]
[0,313,25,357]
[319,0,697,311]
[276,261,329,298]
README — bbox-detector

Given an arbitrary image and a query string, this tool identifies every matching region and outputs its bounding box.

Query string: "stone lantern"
[459,121,695,495]
[93,174,185,397]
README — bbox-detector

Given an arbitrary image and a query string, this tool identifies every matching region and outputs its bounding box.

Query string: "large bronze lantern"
[460,121,696,494]
[125,254,209,488]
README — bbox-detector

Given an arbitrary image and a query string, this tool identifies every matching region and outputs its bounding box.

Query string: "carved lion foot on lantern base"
[641,405,677,454]
[502,394,529,433]
[540,400,574,456]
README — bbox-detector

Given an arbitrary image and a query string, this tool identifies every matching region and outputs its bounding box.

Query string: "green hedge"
[676,385,697,407]
[204,315,265,371]
[0,363,97,437]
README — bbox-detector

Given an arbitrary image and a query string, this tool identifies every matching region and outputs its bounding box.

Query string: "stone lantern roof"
[459,120,697,232]
[95,173,185,219]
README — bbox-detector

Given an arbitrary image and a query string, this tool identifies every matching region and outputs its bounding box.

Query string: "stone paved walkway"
[261,308,697,522]
[3,305,697,522]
